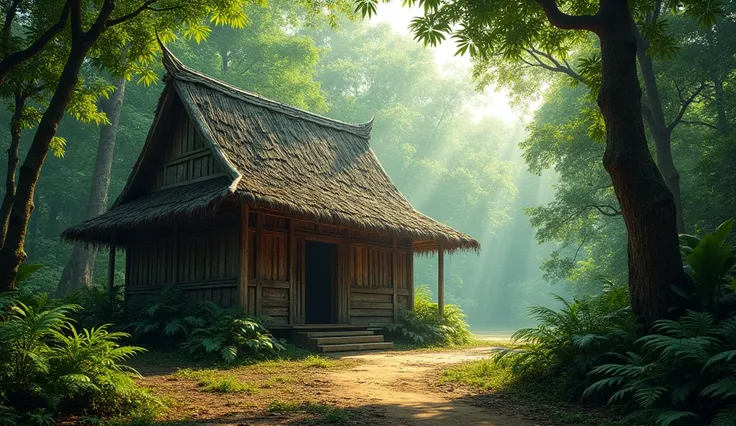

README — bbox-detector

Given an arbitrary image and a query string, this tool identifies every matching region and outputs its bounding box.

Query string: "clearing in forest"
[136,347,586,425]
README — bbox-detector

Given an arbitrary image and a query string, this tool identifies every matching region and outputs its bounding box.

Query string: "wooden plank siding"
[124,208,414,328]
[154,113,224,190]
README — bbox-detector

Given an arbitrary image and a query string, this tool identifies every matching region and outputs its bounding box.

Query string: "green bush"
[585,311,736,425]
[582,219,736,425]
[0,293,153,423]
[128,290,284,363]
[126,286,199,345]
[675,218,736,318]
[386,285,471,346]
[66,284,125,330]
[180,301,285,363]
[493,282,636,397]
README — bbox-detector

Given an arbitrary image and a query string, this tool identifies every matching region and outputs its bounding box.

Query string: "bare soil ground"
[137,346,560,425]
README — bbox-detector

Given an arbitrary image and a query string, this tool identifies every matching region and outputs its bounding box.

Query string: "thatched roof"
[63,44,479,253]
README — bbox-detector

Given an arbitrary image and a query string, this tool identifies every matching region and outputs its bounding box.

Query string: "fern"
[386,285,471,346]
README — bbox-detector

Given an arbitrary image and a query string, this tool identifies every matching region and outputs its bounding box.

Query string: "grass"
[174,369,256,394]
[393,338,517,352]
[267,400,349,424]
[440,359,622,426]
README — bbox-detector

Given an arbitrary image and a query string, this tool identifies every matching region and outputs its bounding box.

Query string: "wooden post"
[255,213,262,316]
[239,204,249,309]
[408,240,414,310]
[289,219,296,324]
[438,241,444,316]
[392,235,398,321]
[108,235,116,304]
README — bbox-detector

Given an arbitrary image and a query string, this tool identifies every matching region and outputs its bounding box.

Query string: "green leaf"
[15,264,43,284]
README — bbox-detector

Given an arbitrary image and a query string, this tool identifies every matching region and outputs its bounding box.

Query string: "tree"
[56,75,126,295]
[0,0,257,292]
[354,0,721,328]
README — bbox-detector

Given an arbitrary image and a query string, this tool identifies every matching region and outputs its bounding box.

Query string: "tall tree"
[55,75,125,295]
[355,0,722,327]
[0,0,257,292]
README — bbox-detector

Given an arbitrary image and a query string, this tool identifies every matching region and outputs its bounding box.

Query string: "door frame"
[300,234,344,324]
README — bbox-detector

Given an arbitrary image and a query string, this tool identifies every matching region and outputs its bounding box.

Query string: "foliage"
[180,301,285,363]
[585,311,736,425]
[675,219,736,318]
[581,221,736,424]
[66,285,125,330]
[386,285,471,346]
[126,286,200,345]
[0,293,152,423]
[492,282,635,397]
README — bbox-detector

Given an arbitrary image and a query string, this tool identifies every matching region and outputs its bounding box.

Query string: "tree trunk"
[0,42,88,292]
[56,76,126,296]
[0,92,26,247]
[597,0,688,329]
[635,33,685,233]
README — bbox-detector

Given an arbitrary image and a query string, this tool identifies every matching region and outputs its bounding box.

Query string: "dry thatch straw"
[62,44,480,254]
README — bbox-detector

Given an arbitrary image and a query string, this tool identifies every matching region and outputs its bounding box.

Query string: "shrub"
[585,311,736,425]
[492,282,636,397]
[126,286,203,346]
[675,218,736,318]
[386,285,471,346]
[0,293,153,423]
[180,301,285,363]
[66,285,125,330]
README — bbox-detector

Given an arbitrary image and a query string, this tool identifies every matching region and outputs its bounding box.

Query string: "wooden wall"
[125,211,240,306]
[125,207,414,327]
[153,113,224,190]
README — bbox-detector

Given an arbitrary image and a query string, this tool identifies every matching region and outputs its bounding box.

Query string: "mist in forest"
[0,10,621,332]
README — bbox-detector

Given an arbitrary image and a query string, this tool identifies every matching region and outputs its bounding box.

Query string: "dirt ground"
[137,347,557,425]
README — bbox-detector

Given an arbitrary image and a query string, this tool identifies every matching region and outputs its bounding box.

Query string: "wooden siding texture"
[154,113,223,190]
[125,211,413,327]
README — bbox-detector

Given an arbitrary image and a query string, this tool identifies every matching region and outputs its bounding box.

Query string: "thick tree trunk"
[0,92,26,247]
[635,35,685,233]
[0,43,88,292]
[597,0,688,329]
[56,76,126,296]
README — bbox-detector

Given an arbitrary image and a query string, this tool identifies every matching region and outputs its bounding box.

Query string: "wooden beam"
[239,204,249,309]
[289,218,296,324]
[108,235,117,304]
[392,235,398,321]
[438,241,444,316]
[408,239,414,310]
[256,213,262,316]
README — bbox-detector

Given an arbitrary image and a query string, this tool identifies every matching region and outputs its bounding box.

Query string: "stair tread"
[316,342,393,353]
[310,335,384,345]
[296,330,375,338]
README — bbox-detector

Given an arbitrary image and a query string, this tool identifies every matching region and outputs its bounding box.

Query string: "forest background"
[2,0,733,330]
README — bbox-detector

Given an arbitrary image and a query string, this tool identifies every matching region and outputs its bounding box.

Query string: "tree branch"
[1,0,22,55]
[525,47,586,84]
[585,204,622,217]
[106,0,159,27]
[679,120,720,131]
[668,82,706,132]
[535,0,601,33]
[0,0,72,84]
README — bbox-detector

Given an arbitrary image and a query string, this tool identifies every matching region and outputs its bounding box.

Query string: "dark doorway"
[305,241,338,324]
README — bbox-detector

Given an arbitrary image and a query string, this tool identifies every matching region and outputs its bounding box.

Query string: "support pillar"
[438,241,444,316]
[107,235,116,303]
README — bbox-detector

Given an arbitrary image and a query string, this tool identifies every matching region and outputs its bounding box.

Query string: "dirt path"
[322,347,537,425]
[139,347,544,425]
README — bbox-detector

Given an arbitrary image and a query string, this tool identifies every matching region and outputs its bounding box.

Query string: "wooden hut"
[63,45,479,333]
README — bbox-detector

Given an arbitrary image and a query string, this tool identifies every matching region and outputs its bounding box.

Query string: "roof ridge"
[158,40,374,139]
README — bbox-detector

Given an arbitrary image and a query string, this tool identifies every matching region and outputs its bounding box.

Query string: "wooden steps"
[295,329,393,353]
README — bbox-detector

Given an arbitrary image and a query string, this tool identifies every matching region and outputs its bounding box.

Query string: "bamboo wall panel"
[350,246,402,289]
[260,233,288,282]
[154,113,223,190]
